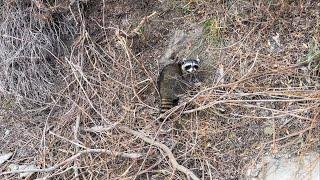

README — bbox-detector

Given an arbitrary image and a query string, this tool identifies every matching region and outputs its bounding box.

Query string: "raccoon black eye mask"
[180,58,200,73]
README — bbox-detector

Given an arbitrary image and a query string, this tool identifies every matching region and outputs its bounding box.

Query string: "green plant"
[203,17,224,46]
[306,38,320,70]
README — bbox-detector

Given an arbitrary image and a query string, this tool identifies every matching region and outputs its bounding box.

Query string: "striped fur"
[159,99,173,121]
[160,98,174,113]
[159,97,179,121]
[157,63,182,121]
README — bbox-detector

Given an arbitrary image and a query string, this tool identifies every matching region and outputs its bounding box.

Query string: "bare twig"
[128,11,157,37]
[264,126,315,145]
[118,126,200,180]
[73,115,81,180]
[183,98,320,114]
[1,1,319,179]
[0,149,142,176]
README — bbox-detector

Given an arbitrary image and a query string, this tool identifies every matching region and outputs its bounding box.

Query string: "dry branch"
[128,11,157,37]
[0,149,142,176]
[1,1,319,179]
[183,98,320,114]
[264,112,319,145]
[118,126,200,180]
[73,115,81,180]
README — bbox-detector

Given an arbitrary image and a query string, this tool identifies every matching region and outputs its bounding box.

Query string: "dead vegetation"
[0,0,319,179]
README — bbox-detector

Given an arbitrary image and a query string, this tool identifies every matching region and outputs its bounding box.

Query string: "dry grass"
[0,1,74,108]
[0,0,319,179]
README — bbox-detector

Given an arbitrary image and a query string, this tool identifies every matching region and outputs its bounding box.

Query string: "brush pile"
[0,0,319,179]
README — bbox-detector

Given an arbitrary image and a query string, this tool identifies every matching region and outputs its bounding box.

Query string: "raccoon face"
[180,58,200,73]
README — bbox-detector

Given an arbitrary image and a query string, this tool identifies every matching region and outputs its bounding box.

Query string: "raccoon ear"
[178,58,186,65]
[182,58,187,63]
[196,56,200,63]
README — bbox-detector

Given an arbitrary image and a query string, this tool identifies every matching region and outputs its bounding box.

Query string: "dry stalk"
[1,1,319,179]
[183,97,320,114]
[264,126,315,145]
[73,115,80,180]
[128,11,157,37]
[118,126,200,180]
[0,149,142,176]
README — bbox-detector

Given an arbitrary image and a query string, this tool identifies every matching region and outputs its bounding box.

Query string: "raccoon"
[157,58,200,120]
